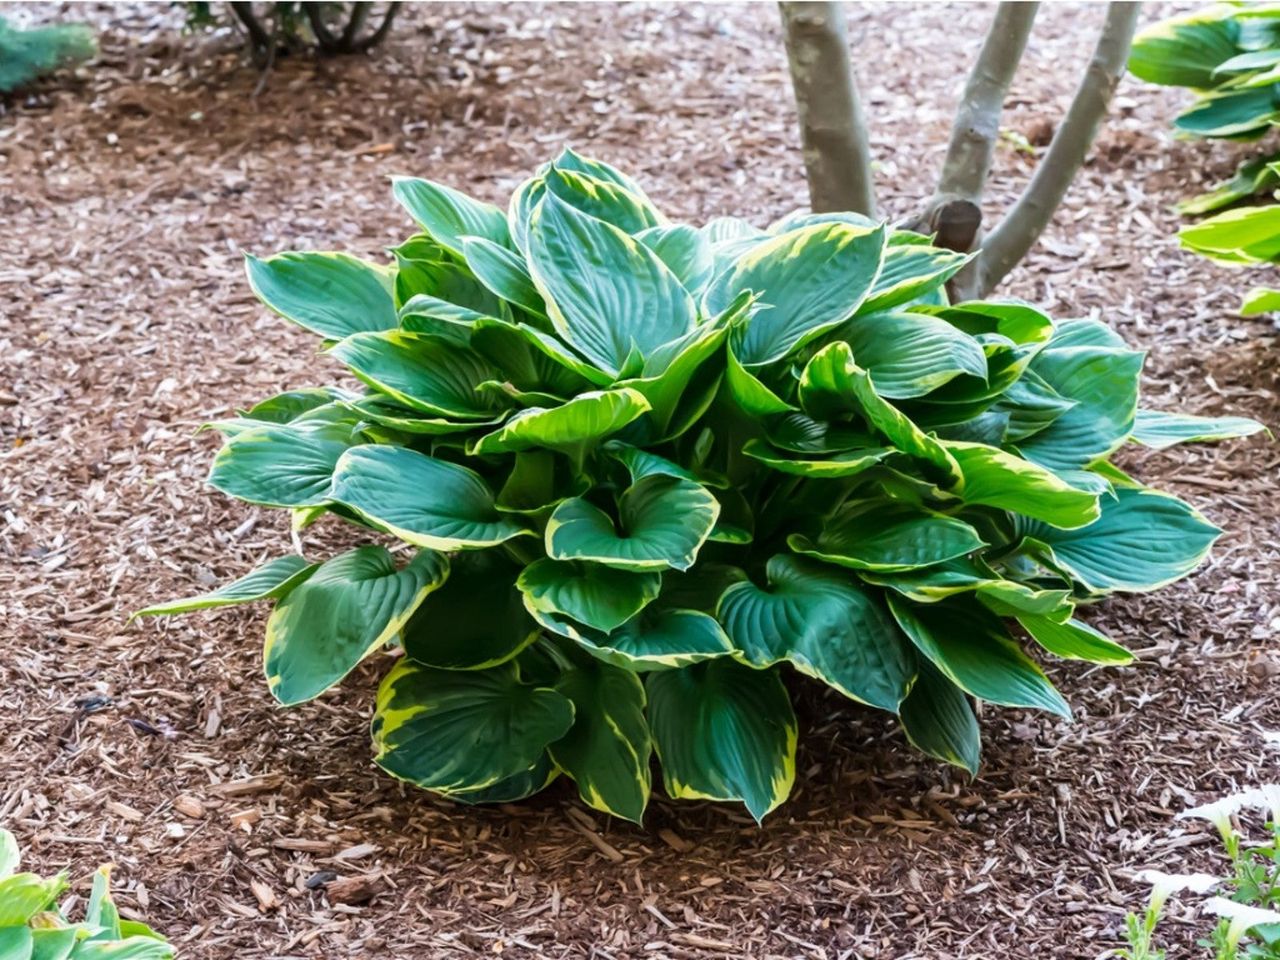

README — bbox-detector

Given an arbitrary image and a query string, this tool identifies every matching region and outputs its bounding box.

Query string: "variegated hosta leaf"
[372,658,574,794]
[1016,487,1221,593]
[527,192,694,377]
[635,223,714,295]
[706,221,887,365]
[717,554,916,712]
[1017,344,1144,471]
[544,165,661,235]
[208,421,356,508]
[725,342,797,417]
[546,476,720,572]
[0,872,66,926]
[468,388,651,455]
[647,659,797,823]
[862,556,1073,618]
[329,331,507,420]
[447,753,559,806]
[800,341,961,486]
[856,244,972,315]
[742,439,891,479]
[944,440,1100,529]
[401,552,538,670]
[329,445,531,551]
[519,559,662,633]
[528,600,734,672]
[898,660,980,775]
[1016,615,1133,665]
[265,547,448,705]
[391,176,510,256]
[1130,409,1266,449]
[839,310,988,399]
[888,595,1072,719]
[788,503,986,573]
[133,555,316,618]
[550,657,653,824]
[460,235,547,318]
[245,251,397,339]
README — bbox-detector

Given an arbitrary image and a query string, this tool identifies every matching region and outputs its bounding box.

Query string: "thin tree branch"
[937,2,1040,202]
[305,4,341,52]
[338,2,371,53]
[779,1,876,217]
[975,1,1140,297]
[354,4,399,53]
[229,2,272,62]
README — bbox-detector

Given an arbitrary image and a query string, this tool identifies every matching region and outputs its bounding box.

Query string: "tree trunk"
[779,2,876,217]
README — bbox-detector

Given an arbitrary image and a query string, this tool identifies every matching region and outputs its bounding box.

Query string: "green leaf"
[0,831,17,879]
[1175,86,1279,139]
[372,658,574,793]
[518,559,661,633]
[544,166,661,235]
[401,552,538,670]
[801,342,961,485]
[468,388,651,455]
[1179,205,1280,264]
[393,255,509,319]
[788,503,986,572]
[69,938,175,960]
[1129,9,1241,88]
[1241,285,1280,315]
[1131,409,1265,449]
[1179,155,1280,216]
[862,557,1073,619]
[718,555,915,711]
[622,322,732,440]
[330,445,531,550]
[242,387,352,424]
[1017,487,1220,593]
[1018,346,1144,470]
[391,176,510,256]
[725,342,797,417]
[706,221,887,365]
[264,546,447,705]
[0,927,32,960]
[573,607,734,671]
[527,192,695,377]
[245,252,396,339]
[459,235,546,317]
[445,753,559,806]
[898,660,980,774]
[0,871,65,927]
[329,331,506,420]
[546,476,720,572]
[838,310,988,399]
[133,555,316,618]
[550,658,653,823]
[857,244,972,314]
[339,396,503,436]
[1016,615,1133,665]
[32,926,78,960]
[208,422,354,508]
[945,440,1100,529]
[635,223,714,294]
[603,441,702,484]
[647,660,797,822]
[888,595,1071,719]
[741,438,891,479]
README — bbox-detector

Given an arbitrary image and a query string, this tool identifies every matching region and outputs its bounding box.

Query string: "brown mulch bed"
[2,3,1278,958]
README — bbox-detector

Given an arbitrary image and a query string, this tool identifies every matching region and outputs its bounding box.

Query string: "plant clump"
[140,150,1263,822]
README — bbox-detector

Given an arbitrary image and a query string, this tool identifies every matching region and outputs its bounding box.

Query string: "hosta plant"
[1130,5,1280,315]
[139,150,1263,823]
[0,829,174,959]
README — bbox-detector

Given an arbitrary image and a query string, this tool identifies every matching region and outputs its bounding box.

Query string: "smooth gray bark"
[937,3,1040,203]
[780,2,876,217]
[975,2,1141,296]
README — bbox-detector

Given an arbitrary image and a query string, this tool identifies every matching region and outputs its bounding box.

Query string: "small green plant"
[0,828,175,959]
[138,150,1263,823]
[1130,5,1280,314]
[0,16,94,94]
[1120,788,1280,960]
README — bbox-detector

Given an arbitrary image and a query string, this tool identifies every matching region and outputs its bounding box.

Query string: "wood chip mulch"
[1,3,1276,958]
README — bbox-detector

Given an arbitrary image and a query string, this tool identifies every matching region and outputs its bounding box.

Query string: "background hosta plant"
[140,150,1263,823]
[1130,5,1280,314]
[0,829,175,959]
